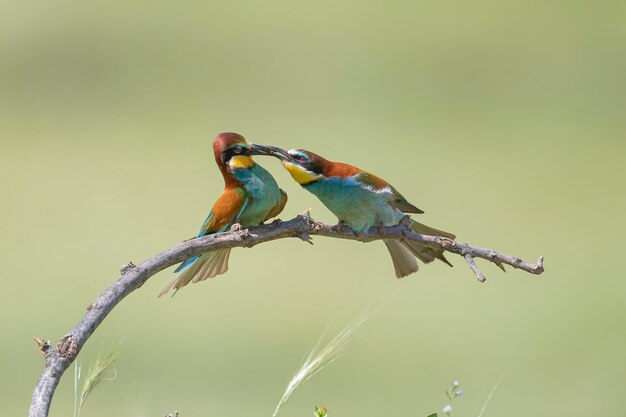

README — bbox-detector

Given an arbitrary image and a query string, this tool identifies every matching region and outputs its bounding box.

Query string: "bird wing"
[264,189,288,222]
[353,172,424,214]
[173,188,249,274]
[387,186,424,214]
[197,187,250,236]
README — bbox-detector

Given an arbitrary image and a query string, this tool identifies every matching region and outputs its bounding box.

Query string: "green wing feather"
[388,186,424,214]
[354,172,424,214]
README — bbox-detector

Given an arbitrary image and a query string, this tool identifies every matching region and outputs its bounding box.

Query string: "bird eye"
[294,154,307,163]
[233,146,244,155]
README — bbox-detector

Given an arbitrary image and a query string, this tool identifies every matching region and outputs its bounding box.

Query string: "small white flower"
[443,404,453,415]
[454,390,464,397]
[453,380,461,387]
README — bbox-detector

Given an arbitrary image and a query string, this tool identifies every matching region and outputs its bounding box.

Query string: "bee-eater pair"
[160,132,454,296]
[159,133,287,297]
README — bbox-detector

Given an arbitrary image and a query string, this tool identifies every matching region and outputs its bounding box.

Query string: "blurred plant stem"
[72,344,122,417]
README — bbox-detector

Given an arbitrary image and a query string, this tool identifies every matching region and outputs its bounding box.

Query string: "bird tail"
[158,248,231,297]
[384,239,419,278]
[406,220,455,267]
[383,221,455,278]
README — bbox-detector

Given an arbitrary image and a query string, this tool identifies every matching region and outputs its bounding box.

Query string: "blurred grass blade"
[73,359,81,417]
[476,377,503,417]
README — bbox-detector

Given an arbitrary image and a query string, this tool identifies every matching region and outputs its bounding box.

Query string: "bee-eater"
[159,133,287,296]
[252,146,454,278]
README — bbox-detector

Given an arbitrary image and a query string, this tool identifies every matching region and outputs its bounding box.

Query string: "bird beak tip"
[251,144,291,161]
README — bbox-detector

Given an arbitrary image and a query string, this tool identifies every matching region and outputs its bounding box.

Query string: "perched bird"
[159,133,287,297]
[253,146,454,278]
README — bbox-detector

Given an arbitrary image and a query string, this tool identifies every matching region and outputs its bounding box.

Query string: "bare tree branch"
[29,210,544,417]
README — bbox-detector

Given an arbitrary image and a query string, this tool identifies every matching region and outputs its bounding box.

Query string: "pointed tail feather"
[174,255,200,273]
[406,220,455,267]
[158,248,231,297]
[411,220,455,240]
[192,248,230,283]
[384,239,419,278]
[158,257,204,297]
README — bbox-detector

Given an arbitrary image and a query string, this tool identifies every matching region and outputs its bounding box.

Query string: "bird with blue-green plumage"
[251,145,455,278]
[159,133,287,296]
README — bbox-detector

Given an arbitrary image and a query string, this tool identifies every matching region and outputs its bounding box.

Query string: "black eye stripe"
[222,145,250,162]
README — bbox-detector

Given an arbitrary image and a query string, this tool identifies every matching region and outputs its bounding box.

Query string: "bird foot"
[230,223,242,232]
[399,215,412,227]
[333,220,349,233]
[271,218,283,225]
[334,221,364,239]
[374,218,386,237]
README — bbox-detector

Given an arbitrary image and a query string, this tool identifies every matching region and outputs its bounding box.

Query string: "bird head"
[251,145,326,185]
[213,132,255,171]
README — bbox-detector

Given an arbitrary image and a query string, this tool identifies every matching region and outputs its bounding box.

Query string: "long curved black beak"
[250,144,291,161]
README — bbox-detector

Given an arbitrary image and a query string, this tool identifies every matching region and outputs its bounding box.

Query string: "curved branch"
[29,211,544,417]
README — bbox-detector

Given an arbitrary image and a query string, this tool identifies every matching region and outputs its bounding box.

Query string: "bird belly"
[305,178,402,232]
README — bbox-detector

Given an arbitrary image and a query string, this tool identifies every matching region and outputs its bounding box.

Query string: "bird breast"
[232,165,283,224]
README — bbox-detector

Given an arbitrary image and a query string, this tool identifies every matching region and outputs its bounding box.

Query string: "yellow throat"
[229,155,254,169]
[282,161,320,185]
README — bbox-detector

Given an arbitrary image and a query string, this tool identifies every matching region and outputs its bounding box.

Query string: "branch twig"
[29,211,543,417]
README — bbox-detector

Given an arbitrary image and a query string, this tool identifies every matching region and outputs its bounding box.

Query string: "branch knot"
[436,236,456,249]
[57,335,79,361]
[120,261,136,274]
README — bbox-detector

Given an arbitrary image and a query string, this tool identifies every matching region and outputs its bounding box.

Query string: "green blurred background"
[2,0,625,416]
